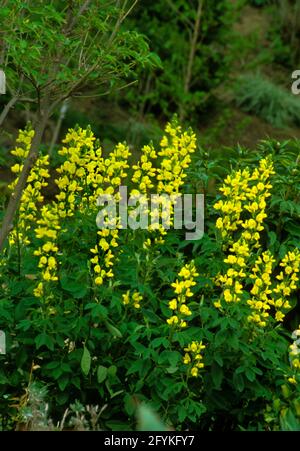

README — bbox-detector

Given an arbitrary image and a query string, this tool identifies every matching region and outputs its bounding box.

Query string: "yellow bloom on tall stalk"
[214,156,300,327]
[157,122,196,195]
[273,250,300,321]
[214,157,274,248]
[183,341,206,378]
[146,120,196,245]
[247,251,275,327]
[8,128,50,247]
[32,128,94,297]
[90,141,131,286]
[166,261,198,329]
[122,290,143,309]
[213,158,274,309]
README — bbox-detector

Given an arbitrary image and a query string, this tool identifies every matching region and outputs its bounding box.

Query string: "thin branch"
[184,0,204,94]
[108,0,138,45]
[180,0,204,121]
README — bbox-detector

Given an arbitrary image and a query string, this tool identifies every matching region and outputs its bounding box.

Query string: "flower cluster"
[214,157,300,327]
[247,250,300,326]
[166,260,205,378]
[147,122,197,239]
[157,122,196,194]
[214,158,274,309]
[183,341,206,377]
[90,142,131,286]
[6,122,197,301]
[8,128,50,246]
[214,157,274,249]
[247,251,275,327]
[214,168,251,242]
[55,126,96,216]
[273,250,300,321]
[90,229,117,286]
[131,144,157,193]
[122,290,143,309]
[166,261,198,328]
[33,127,100,297]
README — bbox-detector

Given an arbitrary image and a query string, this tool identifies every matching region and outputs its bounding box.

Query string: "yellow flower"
[191,367,198,377]
[95,276,103,286]
[167,316,179,326]
[179,304,192,316]
[169,299,177,310]
[183,353,191,364]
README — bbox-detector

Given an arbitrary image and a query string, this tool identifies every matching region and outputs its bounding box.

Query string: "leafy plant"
[122,0,236,122]
[233,74,300,128]
[0,0,156,251]
[1,119,300,431]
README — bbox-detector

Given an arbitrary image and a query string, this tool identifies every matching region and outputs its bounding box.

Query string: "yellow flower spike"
[121,290,143,310]
[215,158,300,326]
[8,128,50,248]
[166,261,198,328]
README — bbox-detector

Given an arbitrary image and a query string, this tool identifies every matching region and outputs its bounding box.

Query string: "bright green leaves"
[104,321,123,339]
[35,333,55,351]
[81,346,91,377]
[97,365,108,384]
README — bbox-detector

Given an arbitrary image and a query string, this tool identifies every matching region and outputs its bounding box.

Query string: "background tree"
[122,0,234,123]
[0,0,154,251]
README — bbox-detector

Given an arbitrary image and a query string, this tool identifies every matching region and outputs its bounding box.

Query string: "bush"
[233,74,300,128]
[1,121,300,431]
[122,0,235,122]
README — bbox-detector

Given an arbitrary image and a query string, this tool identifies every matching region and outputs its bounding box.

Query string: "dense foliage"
[1,0,300,432]
[0,121,300,431]
[123,0,234,121]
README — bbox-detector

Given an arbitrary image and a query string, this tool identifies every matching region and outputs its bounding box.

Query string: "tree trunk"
[0,96,18,127]
[0,112,49,252]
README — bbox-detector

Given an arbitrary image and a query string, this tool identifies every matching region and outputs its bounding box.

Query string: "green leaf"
[178,405,188,423]
[107,365,117,378]
[245,368,256,382]
[58,375,69,391]
[97,365,108,384]
[233,372,245,392]
[211,362,223,389]
[151,337,169,349]
[81,346,91,376]
[166,366,178,374]
[124,394,136,416]
[127,360,144,376]
[158,350,181,366]
[280,408,300,431]
[105,321,122,338]
[35,333,54,351]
